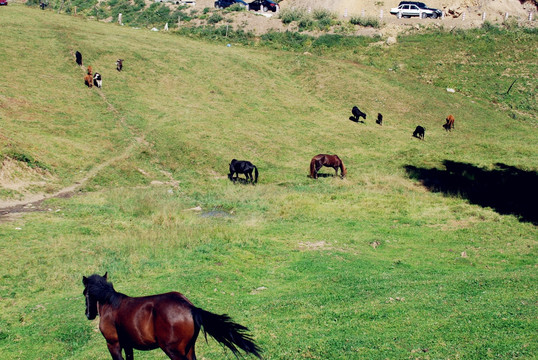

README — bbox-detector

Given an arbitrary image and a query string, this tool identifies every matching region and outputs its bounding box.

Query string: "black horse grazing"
[413,126,425,140]
[349,106,366,123]
[75,51,82,66]
[228,159,258,184]
[376,113,383,126]
[83,273,262,360]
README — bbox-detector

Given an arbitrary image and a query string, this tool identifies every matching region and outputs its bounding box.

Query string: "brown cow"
[84,74,93,88]
[444,114,455,131]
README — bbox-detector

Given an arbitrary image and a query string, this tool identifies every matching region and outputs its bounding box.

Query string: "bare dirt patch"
[0,157,55,194]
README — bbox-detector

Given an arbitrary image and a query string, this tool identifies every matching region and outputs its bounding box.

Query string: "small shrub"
[350,16,380,28]
[297,16,313,31]
[502,17,519,30]
[227,3,247,12]
[312,8,335,21]
[202,7,210,14]
[207,13,223,24]
[279,7,307,24]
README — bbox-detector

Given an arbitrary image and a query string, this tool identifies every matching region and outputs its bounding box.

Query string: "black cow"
[376,113,383,126]
[228,159,258,184]
[75,51,82,66]
[413,126,425,140]
[349,106,366,123]
[116,59,123,72]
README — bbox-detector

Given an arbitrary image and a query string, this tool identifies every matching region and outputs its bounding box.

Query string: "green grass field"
[0,4,537,359]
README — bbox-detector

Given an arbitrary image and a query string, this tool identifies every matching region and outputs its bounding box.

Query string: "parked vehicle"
[0,0,8,5]
[390,1,442,19]
[214,0,249,10]
[248,0,279,12]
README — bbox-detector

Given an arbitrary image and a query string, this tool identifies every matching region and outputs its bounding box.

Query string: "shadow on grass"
[308,173,338,179]
[228,177,256,185]
[405,160,538,224]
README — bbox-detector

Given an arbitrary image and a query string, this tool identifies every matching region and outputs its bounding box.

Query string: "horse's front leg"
[315,165,322,179]
[106,341,125,360]
[125,347,134,360]
[334,167,339,177]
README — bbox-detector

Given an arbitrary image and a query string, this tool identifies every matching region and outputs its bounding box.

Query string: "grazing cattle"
[116,59,123,71]
[84,74,93,88]
[443,114,455,131]
[413,126,425,140]
[39,2,48,10]
[75,51,82,66]
[83,273,262,360]
[228,159,259,184]
[93,73,102,88]
[310,154,347,179]
[87,65,93,75]
[376,113,383,126]
[349,106,366,123]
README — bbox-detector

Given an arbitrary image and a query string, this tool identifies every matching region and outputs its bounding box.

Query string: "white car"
[390,2,442,19]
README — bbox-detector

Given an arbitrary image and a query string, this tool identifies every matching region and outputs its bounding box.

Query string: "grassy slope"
[0,5,537,360]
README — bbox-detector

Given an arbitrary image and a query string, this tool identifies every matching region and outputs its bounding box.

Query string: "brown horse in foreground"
[310,154,347,179]
[83,273,262,360]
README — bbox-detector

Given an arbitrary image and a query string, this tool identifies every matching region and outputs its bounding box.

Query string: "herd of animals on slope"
[74,49,457,359]
[74,50,455,185]
[75,50,122,89]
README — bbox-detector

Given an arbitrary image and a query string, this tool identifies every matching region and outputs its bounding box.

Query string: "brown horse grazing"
[83,273,262,360]
[310,154,347,179]
[444,114,455,131]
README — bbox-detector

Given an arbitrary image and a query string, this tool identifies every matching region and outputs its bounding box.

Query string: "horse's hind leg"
[161,345,194,360]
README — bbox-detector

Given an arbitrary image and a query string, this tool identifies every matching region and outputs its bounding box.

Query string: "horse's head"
[82,272,107,320]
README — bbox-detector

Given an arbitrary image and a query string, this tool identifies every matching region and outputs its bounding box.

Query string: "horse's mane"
[86,274,124,307]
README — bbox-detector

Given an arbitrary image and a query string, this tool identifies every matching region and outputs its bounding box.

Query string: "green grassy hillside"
[0,5,536,360]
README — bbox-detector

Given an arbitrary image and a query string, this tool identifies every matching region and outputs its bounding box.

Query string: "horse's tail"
[310,158,317,178]
[254,165,259,183]
[192,307,262,359]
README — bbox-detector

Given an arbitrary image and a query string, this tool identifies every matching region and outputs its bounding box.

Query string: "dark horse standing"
[310,154,347,179]
[83,273,262,360]
[228,159,258,184]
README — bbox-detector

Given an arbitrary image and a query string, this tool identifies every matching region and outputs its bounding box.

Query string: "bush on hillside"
[279,8,307,24]
[207,13,223,24]
[350,16,380,28]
